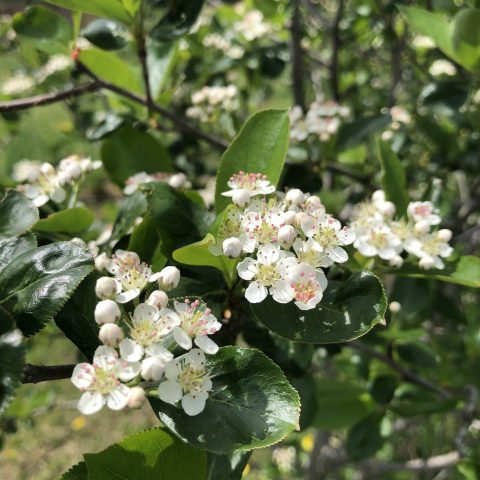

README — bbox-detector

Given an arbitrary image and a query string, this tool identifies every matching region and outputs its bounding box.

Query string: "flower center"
[131,319,161,347]
[291,274,318,303]
[118,264,152,291]
[91,366,118,394]
[256,263,280,286]
[229,171,266,191]
[178,364,207,394]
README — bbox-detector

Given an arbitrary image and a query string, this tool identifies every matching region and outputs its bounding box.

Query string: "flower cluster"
[124,171,191,195]
[15,155,101,207]
[202,33,244,60]
[215,173,355,310]
[289,100,350,143]
[350,190,453,269]
[233,9,272,41]
[71,250,221,416]
[186,85,238,123]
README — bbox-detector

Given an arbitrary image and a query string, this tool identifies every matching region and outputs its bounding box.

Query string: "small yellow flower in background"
[242,463,251,477]
[71,415,87,431]
[2,448,17,459]
[301,433,314,452]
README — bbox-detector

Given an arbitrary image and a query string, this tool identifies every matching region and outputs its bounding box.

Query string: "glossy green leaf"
[145,182,208,257]
[109,191,148,243]
[251,272,387,344]
[147,40,178,100]
[81,19,128,50]
[55,272,101,359]
[128,214,161,264]
[79,49,142,93]
[215,110,290,212]
[382,255,480,288]
[0,242,94,336]
[34,207,95,234]
[313,379,375,429]
[101,125,173,187]
[12,6,72,55]
[60,462,88,480]
[84,428,207,480]
[451,8,480,72]
[151,346,300,453]
[377,139,409,217]
[291,374,318,430]
[346,413,384,460]
[207,452,251,480]
[0,234,37,270]
[0,191,39,240]
[336,114,391,151]
[43,0,132,25]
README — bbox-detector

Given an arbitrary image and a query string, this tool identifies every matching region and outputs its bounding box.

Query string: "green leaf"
[81,19,128,50]
[0,234,37,270]
[109,191,147,243]
[313,379,375,429]
[207,452,251,480]
[396,341,438,369]
[291,374,318,430]
[397,6,455,59]
[12,6,72,55]
[84,428,207,480]
[173,234,238,282]
[55,271,101,359]
[0,242,94,336]
[451,8,480,72]
[151,346,300,453]
[145,182,208,257]
[101,125,173,187]
[336,114,391,151]
[79,49,142,93]
[147,0,206,42]
[60,462,88,480]
[382,255,480,288]
[377,139,409,217]
[215,110,290,212]
[43,0,132,25]
[251,272,387,344]
[0,191,39,240]
[34,208,95,234]
[346,413,384,460]
[128,213,161,263]
[147,40,178,100]
[369,375,398,405]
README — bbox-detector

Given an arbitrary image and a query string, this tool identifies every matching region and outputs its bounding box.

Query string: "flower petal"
[245,282,268,303]
[182,393,207,416]
[119,338,144,362]
[194,335,219,355]
[116,288,141,304]
[107,384,130,411]
[77,391,104,415]
[158,380,183,404]
[173,326,193,350]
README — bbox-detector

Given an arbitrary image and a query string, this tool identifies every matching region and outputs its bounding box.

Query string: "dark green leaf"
[147,40,178,100]
[101,124,173,187]
[451,8,480,72]
[377,139,409,217]
[151,346,300,453]
[0,191,39,240]
[336,114,391,151]
[81,19,128,50]
[0,234,37,270]
[84,428,207,480]
[251,272,387,344]
[346,413,384,460]
[110,191,148,244]
[60,461,88,480]
[291,374,318,430]
[0,242,94,336]
[215,110,290,212]
[369,375,398,405]
[128,213,161,263]
[396,341,438,369]
[34,208,95,234]
[207,452,251,480]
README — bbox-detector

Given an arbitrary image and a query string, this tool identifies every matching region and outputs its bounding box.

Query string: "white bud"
[378,201,396,217]
[94,299,121,325]
[437,229,452,242]
[277,225,297,245]
[231,189,251,207]
[147,290,169,309]
[285,188,305,205]
[95,277,118,300]
[141,356,166,381]
[65,163,83,180]
[222,237,243,258]
[389,255,404,268]
[40,162,55,175]
[294,212,309,229]
[98,323,124,346]
[94,252,110,272]
[305,195,322,210]
[158,266,181,291]
[419,257,434,269]
[283,210,297,225]
[70,237,86,246]
[127,386,146,409]
[414,220,430,235]
[372,190,386,204]
[389,301,402,313]
[168,173,188,189]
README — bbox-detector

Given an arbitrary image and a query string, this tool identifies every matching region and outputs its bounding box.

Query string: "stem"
[330,0,344,101]
[290,0,306,111]
[68,182,80,209]
[23,363,75,384]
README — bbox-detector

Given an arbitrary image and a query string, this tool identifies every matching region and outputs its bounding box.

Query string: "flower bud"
[98,323,124,346]
[389,255,404,268]
[147,290,169,309]
[157,266,181,291]
[389,301,402,313]
[378,201,396,217]
[437,229,452,242]
[70,237,86,246]
[277,225,297,245]
[168,173,188,189]
[141,356,166,381]
[94,252,110,272]
[231,189,251,207]
[95,277,118,300]
[283,210,296,225]
[94,300,121,325]
[305,195,322,210]
[414,220,430,235]
[419,257,434,269]
[222,237,243,258]
[294,212,309,229]
[127,386,146,409]
[285,188,305,205]
[372,190,386,204]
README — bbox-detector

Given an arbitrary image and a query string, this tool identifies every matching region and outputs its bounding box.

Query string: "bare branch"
[23,363,75,384]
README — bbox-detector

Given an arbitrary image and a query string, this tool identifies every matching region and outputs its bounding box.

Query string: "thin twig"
[330,0,344,101]
[349,341,452,399]
[290,0,306,111]
[23,363,75,384]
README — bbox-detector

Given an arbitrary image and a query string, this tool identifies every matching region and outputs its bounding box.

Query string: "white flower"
[154,266,181,291]
[56,154,101,185]
[158,349,212,416]
[237,244,297,303]
[170,299,221,354]
[407,201,441,226]
[404,232,453,269]
[429,59,456,76]
[94,252,110,272]
[354,225,403,260]
[141,356,168,381]
[71,346,140,415]
[231,189,251,207]
[292,238,331,269]
[95,300,121,325]
[95,277,119,300]
[123,172,156,195]
[222,171,275,200]
[1,73,34,95]
[437,229,452,242]
[98,323,124,347]
[222,237,243,258]
[277,225,297,246]
[168,173,190,189]
[12,160,42,183]
[127,386,146,409]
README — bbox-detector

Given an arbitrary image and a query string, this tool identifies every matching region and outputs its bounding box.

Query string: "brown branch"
[0,81,100,112]
[290,0,306,111]
[138,37,154,116]
[23,363,75,384]
[349,341,452,399]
